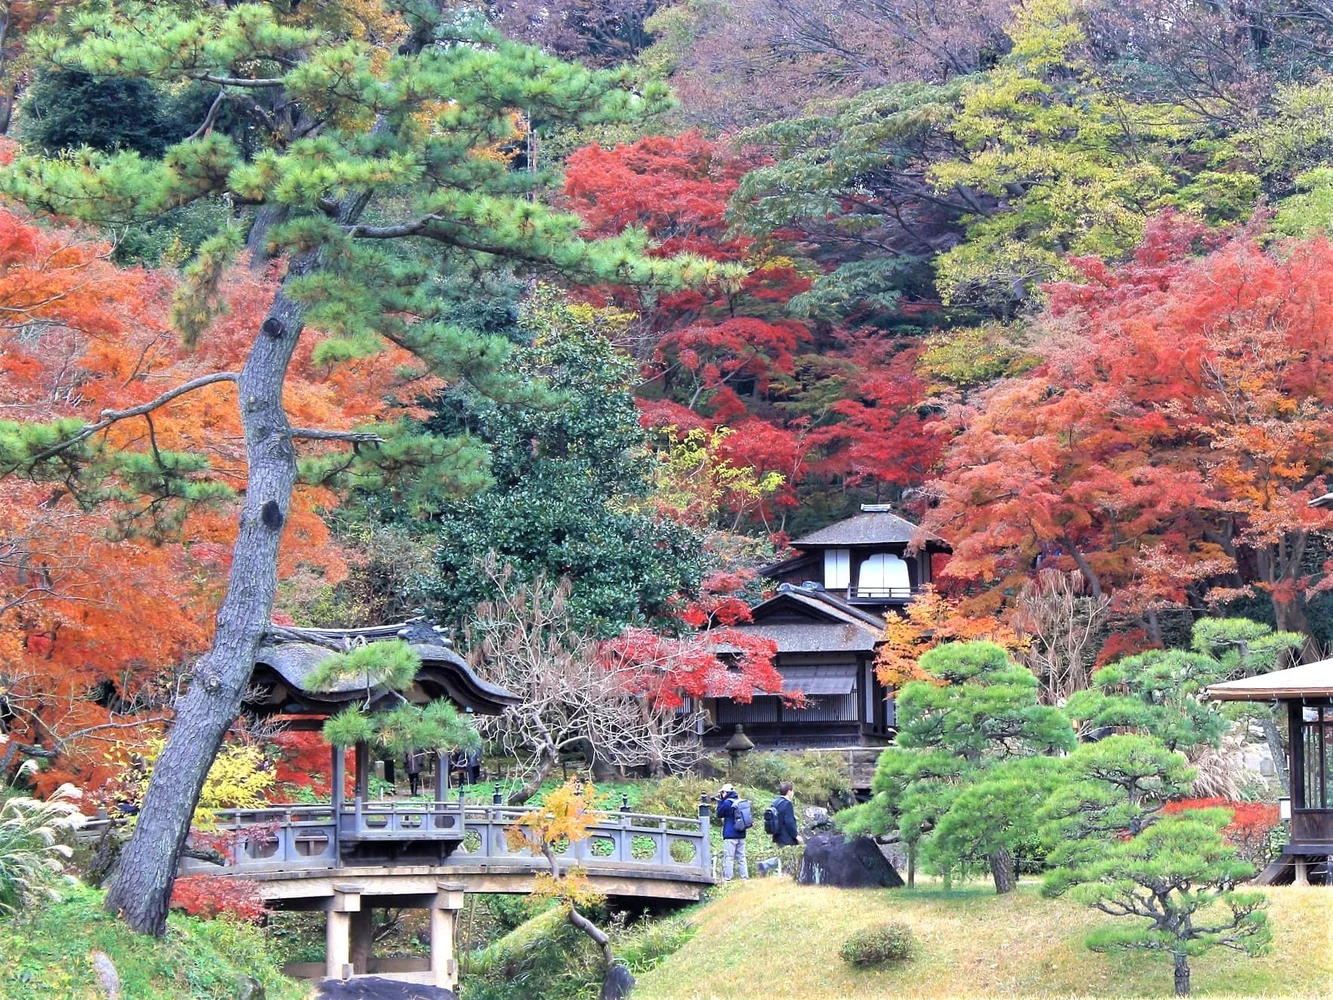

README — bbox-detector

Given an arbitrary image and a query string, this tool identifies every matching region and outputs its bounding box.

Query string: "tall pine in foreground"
[0,0,723,934]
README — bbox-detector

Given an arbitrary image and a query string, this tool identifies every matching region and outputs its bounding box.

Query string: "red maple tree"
[926,215,1333,637]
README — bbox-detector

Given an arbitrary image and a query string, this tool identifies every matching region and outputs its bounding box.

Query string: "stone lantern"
[724,724,755,774]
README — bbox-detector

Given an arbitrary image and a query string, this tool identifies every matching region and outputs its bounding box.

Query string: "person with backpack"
[716,783,751,881]
[764,780,801,847]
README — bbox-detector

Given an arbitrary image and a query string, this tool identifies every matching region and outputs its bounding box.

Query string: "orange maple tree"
[0,204,437,793]
[925,216,1333,637]
[875,584,1022,686]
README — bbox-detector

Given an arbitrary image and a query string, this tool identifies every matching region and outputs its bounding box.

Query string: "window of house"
[824,548,850,589]
[1301,705,1332,809]
[857,553,911,596]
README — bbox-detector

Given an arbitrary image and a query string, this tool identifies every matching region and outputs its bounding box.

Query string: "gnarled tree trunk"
[103,268,312,934]
[1173,950,1190,996]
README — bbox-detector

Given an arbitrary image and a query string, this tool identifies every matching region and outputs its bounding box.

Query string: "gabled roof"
[751,584,887,629]
[1205,659,1333,701]
[711,584,885,655]
[789,505,947,549]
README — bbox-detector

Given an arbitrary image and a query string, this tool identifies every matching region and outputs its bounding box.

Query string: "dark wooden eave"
[244,623,520,727]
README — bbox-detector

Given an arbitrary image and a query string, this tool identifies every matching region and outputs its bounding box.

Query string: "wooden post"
[354,740,370,803]
[431,881,466,990]
[436,749,448,801]
[331,745,346,856]
[327,884,362,980]
[1294,856,1310,886]
[349,908,374,975]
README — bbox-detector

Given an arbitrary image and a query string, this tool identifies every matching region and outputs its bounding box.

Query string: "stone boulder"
[797,833,905,889]
[316,978,456,1000]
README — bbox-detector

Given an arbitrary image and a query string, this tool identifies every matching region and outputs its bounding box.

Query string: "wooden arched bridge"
[177,797,715,988]
[160,624,715,989]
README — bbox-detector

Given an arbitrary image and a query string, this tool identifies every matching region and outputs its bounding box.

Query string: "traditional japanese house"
[704,505,950,750]
[1206,660,1333,884]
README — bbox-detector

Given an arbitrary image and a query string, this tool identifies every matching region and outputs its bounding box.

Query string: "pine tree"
[0,1,727,934]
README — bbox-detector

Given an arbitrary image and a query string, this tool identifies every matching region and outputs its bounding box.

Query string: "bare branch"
[25,372,240,465]
[185,87,228,141]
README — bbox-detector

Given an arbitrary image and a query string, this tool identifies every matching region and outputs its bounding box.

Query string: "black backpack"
[763,800,781,837]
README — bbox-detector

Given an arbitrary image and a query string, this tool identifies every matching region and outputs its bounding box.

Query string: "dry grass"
[633,878,1333,999]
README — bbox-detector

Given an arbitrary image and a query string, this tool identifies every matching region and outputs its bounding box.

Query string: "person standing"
[716,783,750,881]
[769,780,800,847]
[404,748,424,797]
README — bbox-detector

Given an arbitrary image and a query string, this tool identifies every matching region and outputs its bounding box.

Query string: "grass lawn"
[633,878,1333,999]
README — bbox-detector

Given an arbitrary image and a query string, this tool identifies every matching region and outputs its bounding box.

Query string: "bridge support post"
[325,884,362,981]
[350,908,374,975]
[431,880,466,990]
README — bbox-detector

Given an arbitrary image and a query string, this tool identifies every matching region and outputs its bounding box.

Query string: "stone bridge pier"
[323,880,466,987]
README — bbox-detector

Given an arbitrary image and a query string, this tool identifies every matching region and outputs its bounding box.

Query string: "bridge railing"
[176,801,711,880]
[179,804,339,875]
[454,805,711,874]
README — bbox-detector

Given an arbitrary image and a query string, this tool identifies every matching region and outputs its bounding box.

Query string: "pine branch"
[25,372,240,465]
[288,427,385,443]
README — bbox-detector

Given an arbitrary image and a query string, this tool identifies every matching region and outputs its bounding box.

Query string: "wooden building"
[1207,660,1333,884]
[238,622,520,868]
[704,505,949,750]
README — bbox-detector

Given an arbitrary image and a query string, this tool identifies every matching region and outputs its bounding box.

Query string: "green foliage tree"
[1066,619,1301,756]
[1043,809,1270,997]
[840,641,1073,893]
[1039,735,1195,868]
[0,0,728,934]
[415,286,708,635]
[311,639,479,758]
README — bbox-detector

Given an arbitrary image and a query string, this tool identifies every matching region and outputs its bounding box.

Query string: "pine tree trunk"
[1173,950,1190,996]
[989,846,1016,894]
[103,269,313,934]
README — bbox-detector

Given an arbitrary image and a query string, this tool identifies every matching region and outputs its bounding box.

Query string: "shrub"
[170,876,266,923]
[839,921,916,968]
[0,778,86,915]
[636,777,713,818]
[727,752,851,808]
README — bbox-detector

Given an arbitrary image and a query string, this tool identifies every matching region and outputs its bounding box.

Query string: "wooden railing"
[177,801,711,880]
[846,585,917,600]
[1291,808,1333,844]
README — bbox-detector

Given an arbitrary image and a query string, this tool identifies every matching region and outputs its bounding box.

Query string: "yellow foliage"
[641,427,785,529]
[102,739,277,831]
[507,781,608,909]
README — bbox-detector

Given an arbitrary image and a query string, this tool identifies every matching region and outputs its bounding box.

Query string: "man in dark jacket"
[716,783,749,881]
[771,780,800,847]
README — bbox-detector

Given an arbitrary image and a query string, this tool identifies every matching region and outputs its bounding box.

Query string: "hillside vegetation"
[0,885,305,1000]
[634,880,1332,999]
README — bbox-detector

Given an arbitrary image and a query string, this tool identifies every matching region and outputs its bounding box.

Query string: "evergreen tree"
[841,641,1073,893]
[415,286,707,635]
[0,0,726,934]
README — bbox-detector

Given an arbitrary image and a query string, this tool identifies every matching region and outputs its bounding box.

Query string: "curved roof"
[1205,659,1333,702]
[789,506,949,550]
[246,624,520,722]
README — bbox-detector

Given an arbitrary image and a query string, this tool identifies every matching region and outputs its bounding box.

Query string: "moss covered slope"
[0,884,307,1000]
